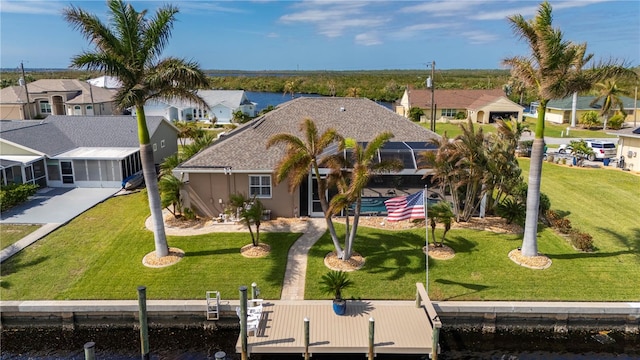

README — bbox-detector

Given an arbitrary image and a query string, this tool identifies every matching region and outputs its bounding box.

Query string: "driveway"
[0,187,119,224]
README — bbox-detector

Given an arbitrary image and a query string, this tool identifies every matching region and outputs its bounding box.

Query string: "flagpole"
[423,184,428,294]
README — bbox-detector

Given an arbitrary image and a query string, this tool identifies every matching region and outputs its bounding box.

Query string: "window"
[441,109,457,117]
[40,100,52,114]
[249,175,271,198]
[153,143,157,151]
[161,139,166,148]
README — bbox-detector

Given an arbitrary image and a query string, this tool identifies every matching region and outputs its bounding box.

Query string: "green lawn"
[1,165,638,302]
[427,119,615,139]
[0,192,300,301]
[0,224,41,249]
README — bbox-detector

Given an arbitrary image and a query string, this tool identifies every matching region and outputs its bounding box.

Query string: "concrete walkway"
[0,223,62,262]
[279,218,327,300]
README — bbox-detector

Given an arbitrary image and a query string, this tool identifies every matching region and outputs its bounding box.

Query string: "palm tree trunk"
[314,166,344,258]
[344,198,362,260]
[521,102,547,257]
[603,114,609,131]
[141,143,169,258]
[137,107,169,258]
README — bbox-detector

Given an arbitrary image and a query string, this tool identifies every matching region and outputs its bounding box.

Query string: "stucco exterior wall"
[184,172,297,219]
[617,136,640,172]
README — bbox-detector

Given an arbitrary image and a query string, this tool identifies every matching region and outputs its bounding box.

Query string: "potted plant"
[319,270,353,315]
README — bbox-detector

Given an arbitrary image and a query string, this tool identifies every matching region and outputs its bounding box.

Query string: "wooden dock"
[235,299,435,356]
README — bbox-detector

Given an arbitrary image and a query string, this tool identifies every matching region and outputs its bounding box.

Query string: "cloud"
[177,2,247,14]
[399,1,479,16]
[355,32,381,46]
[0,0,63,14]
[461,31,499,44]
[279,2,388,38]
[266,32,279,38]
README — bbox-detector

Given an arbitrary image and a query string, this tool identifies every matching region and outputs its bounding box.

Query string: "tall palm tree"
[502,1,632,257]
[590,80,629,130]
[64,0,210,258]
[266,118,345,258]
[325,133,403,260]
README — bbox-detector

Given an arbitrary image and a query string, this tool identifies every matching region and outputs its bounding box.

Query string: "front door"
[309,176,326,217]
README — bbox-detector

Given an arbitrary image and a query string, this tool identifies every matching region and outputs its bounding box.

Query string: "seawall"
[1,300,639,334]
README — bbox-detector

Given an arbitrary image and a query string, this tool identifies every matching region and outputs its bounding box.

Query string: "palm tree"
[590,80,629,130]
[230,193,265,247]
[65,1,210,258]
[266,118,346,257]
[502,1,632,257]
[418,133,461,219]
[325,133,403,260]
[427,201,454,247]
[159,174,183,217]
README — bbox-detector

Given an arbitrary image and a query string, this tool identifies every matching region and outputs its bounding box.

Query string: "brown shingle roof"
[179,97,439,172]
[408,88,505,109]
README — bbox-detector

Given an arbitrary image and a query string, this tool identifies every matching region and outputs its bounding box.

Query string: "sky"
[1,0,639,71]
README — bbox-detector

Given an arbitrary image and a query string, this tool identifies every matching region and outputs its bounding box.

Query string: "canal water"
[2,327,639,359]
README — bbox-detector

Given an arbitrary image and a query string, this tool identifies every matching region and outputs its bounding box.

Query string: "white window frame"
[40,100,52,114]
[153,143,157,151]
[249,175,272,198]
[441,108,457,117]
[161,139,166,148]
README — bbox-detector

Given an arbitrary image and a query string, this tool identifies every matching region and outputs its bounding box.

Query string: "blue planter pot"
[332,299,347,315]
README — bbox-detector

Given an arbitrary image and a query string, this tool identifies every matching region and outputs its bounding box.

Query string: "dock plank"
[236,300,433,355]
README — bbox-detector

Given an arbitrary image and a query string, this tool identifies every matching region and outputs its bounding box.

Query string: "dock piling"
[368,317,375,360]
[304,317,310,360]
[84,341,96,360]
[137,286,150,360]
[240,285,248,360]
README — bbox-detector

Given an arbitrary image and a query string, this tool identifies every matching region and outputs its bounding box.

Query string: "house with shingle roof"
[0,116,177,188]
[175,97,440,219]
[0,79,119,120]
[132,90,257,124]
[396,88,523,124]
[528,95,639,125]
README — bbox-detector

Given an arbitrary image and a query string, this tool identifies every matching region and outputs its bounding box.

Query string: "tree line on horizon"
[2,67,638,106]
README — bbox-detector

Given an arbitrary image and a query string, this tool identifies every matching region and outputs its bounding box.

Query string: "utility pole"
[426,61,436,132]
[20,61,32,119]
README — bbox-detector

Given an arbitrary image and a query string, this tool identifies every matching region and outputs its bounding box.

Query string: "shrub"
[408,107,424,122]
[0,183,39,212]
[546,209,572,234]
[495,197,525,225]
[569,230,594,252]
[580,111,601,129]
[607,113,625,130]
[182,207,196,220]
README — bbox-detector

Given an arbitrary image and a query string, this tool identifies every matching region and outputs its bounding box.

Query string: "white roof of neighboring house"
[87,75,122,89]
[54,147,139,160]
[147,90,253,109]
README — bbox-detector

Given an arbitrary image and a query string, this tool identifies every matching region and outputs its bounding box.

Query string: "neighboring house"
[607,127,640,172]
[527,95,638,124]
[0,116,177,188]
[175,97,440,219]
[396,88,523,123]
[87,75,122,89]
[131,90,257,124]
[0,79,119,120]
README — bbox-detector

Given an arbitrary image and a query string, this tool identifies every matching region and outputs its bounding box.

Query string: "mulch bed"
[240,243,271,258]
[142,247,185,268]
[324,251,365,272]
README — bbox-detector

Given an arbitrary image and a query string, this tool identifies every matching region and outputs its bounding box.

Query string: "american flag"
[384,190,425,222]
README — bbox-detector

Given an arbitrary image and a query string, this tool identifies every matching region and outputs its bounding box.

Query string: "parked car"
[584,139,616,161]
[557,144,573,155]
